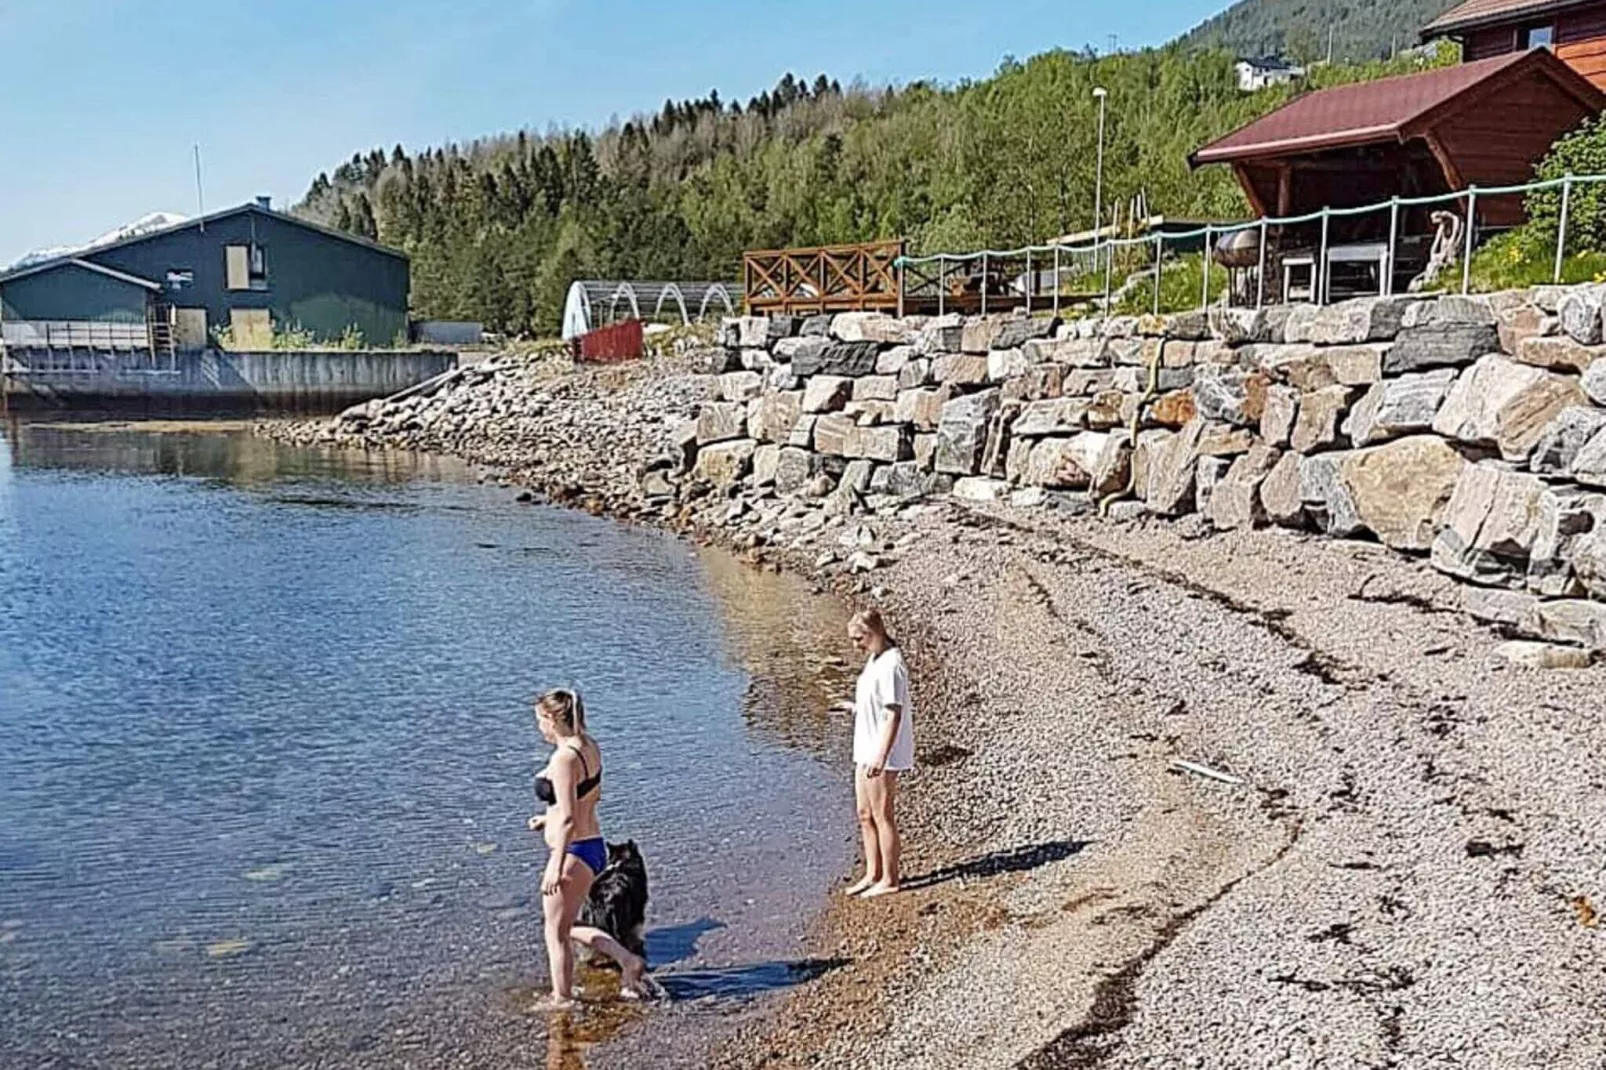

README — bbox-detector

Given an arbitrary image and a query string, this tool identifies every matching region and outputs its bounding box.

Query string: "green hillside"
[1177,0,1460,64]
[298,46,1454,337]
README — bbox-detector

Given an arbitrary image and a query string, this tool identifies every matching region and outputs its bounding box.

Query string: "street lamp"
[1093,86,1108,282]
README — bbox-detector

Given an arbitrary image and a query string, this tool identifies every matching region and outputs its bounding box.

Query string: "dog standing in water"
[577,841,649,961]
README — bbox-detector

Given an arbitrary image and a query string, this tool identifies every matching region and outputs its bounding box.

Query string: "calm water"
[0,420,856,1069]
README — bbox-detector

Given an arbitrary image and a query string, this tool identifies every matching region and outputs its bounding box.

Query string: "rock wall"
[680,290,1606,651]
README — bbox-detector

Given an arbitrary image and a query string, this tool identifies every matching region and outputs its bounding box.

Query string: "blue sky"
[0,0,1225,265]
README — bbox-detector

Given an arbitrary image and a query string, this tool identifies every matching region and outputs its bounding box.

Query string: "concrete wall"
[683,288,1606,650]
[2,348,455,413]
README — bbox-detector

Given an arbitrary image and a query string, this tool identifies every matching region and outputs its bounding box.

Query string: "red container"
[575,319,644,363]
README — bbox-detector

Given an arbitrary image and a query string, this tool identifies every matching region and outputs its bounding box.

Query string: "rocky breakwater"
[682,288,1606,658]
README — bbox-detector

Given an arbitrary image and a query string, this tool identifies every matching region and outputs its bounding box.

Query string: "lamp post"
[1093,86,1108,279]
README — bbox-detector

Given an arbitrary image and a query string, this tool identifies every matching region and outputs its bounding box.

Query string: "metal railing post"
[897,261,906,319]
[1317,207,1330,306]
[1052,246,1061,317]
[1153,233,1163,317]
[981,253,989,316]
[1256,219,1268,310]
[1103,238,1114,319]
[1385,198,1399,297]
[1024,249,1033,315]
[1201,225,1212,312]
[1462,186,1478,296]
[1556,174,1573,285]
[938,257,946,317]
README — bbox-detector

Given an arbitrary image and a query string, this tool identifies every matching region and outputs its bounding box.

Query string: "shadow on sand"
[642,918,846,1000]
[900,839,1092,892]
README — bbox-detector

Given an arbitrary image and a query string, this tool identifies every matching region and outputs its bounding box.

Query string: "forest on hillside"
[1176,0,1458,65]
[297,45,1455,337]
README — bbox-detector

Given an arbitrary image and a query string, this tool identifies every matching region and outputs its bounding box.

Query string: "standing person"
[528,688,654,1006]
[844,609,913,899]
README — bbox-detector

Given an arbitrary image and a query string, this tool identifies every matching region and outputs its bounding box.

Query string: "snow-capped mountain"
[7,211,189,271]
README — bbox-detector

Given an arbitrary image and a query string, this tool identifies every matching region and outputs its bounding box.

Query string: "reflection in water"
[0,418,853,1070]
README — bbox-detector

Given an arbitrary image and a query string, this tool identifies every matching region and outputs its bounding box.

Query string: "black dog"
[577,840,648,962]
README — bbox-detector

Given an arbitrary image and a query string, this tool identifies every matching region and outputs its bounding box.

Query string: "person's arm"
[541,753,579,895]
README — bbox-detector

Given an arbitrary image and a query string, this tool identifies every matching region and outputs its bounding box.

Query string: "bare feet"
[547,993,579,1010]
[859,881,901,899]
[844,875,878,897]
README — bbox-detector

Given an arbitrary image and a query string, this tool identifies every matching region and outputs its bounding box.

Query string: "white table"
[1323,241,1392,300]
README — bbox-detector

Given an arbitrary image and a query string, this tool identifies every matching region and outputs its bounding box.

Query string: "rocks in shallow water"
[1431,354,1587,462]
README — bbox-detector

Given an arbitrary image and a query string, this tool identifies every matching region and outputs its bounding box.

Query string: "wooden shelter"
[1190,49,1605,228]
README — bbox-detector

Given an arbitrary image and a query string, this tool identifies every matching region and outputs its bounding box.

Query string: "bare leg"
[862,771,901,896]
[542,855,593,1006]
[846,764,882,896]
[570,925,659,999]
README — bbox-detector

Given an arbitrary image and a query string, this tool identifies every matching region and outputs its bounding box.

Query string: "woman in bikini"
[528,688,652,1005]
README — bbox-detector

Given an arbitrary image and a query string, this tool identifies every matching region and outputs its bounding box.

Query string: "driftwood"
[1408,210,1464,293]
[1168,759,1245,786]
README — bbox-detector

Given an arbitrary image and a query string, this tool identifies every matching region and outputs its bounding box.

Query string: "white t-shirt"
[853,646,914,771]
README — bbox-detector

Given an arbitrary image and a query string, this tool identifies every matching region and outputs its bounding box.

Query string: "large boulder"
[1557,284,1606,345]
[852,375,900,402]
[1530,407,1606,475]
[1207,445,1283,529]
[1290,385,1358,454]
[1325,344,1389,386]
[1573,424,1606,487]
[795,341,881,378]
[961,317,1007,354]
[812,414,860,458]
[1192,369,1269,427]
[1386,296,1499,374]
[802,375,853,414]
[1431,354,1588,463]
[934,389,1001,475]
[1335,436,1466,550]
[1429,462,1547,584]
[1343,368,1457,447]
[1528,488,1606,597]
[747,391,803,444]
[751,443,782,487]
[1307,296,1415,345]
[1143,419,1207,516]
[894,387,950,431]
[692,439,757,487]
[1585,360,1606,405]
[1521,599,1606,649]
[696,401,747,445]
[1515,336,1605,374]
[988,347,1030,382]
[718,370,764,402]
[1261,451,1307,527]
[1013,397,1091,437]
[1209,305,1290,345]
[1090,435,1134,498]
[933,354,991,386]
[994,317,1058,350]
[1021,433,1109,489]
[1259,385,1300,447]
[831,312,912,345]
[773,446,821,495]
[1244,344,1335,391]
[859,424,914,463]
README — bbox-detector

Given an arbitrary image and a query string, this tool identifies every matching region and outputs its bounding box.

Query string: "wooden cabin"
[1424,0,1606,89]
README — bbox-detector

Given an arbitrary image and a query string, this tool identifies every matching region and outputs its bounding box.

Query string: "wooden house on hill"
[1423,0,1606,88]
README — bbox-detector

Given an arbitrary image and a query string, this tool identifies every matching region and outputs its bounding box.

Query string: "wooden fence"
[743,240,905,315]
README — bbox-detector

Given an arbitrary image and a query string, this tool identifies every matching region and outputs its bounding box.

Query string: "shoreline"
[259,350,1606,1068]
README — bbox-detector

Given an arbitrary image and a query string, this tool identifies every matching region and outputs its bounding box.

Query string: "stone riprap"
[679,290,1606,650]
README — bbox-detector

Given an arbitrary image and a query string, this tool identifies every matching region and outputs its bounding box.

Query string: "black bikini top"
[535,744,601,806]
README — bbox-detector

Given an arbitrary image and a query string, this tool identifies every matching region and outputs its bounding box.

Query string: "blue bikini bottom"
[566,837,607,875]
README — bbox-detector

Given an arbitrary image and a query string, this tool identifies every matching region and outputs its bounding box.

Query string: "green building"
[0,200,409,351]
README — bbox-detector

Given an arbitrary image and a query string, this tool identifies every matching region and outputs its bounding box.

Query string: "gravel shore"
[261,353,1605,1069]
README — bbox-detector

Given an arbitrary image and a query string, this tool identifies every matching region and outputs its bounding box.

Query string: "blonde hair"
[851,608,895,645]
[536,688,587,735]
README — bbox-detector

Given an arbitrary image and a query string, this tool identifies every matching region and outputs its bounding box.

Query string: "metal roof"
[0,202,407,286]
[1424,0,1583,36]
[0,257,164,290]
[1190,49,1601,166]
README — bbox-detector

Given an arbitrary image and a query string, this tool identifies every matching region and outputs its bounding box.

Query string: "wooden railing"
[743,240,905,314]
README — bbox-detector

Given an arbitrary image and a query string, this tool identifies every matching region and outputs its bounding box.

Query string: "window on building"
[1522,24,1555,49]
[224,244,269,291]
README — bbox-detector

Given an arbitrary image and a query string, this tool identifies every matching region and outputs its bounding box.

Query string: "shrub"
[1526,115,1606,254]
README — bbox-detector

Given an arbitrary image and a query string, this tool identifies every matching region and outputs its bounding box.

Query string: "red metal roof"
[1424,0,1579,36]
[1191,50,1599,166]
